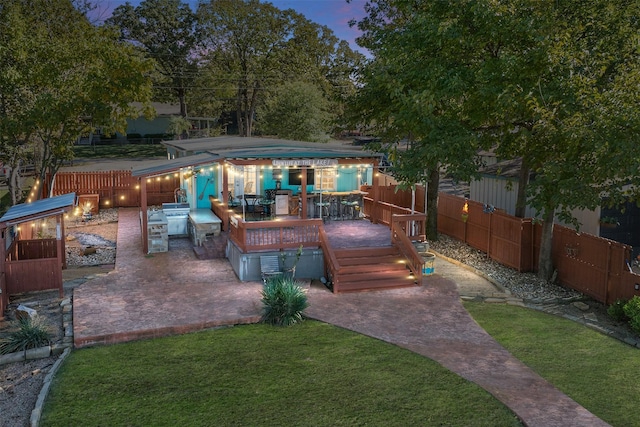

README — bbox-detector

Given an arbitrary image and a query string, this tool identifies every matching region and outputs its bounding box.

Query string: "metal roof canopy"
[135,137,382,178]
[0,192,76,229]
[131,153,222,178]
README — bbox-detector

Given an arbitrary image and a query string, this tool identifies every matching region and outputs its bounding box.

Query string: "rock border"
[30,347,71,427]
[0,298,73,367]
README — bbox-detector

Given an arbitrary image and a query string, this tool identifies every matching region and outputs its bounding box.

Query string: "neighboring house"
[469,158,640,255]
[77,102,219,145]
[125,102,219,143]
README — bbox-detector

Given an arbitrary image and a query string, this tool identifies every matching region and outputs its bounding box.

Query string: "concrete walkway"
[72,209,608,426]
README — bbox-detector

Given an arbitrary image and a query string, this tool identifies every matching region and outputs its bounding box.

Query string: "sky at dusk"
[95,0,368,53]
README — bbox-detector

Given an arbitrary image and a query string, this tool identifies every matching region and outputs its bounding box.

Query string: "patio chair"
[244,195,263,220]
[260,255,282,284]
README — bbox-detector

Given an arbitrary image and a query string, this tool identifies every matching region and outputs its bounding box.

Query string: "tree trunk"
[246,81,260,138]
[537,207,555,281]
[426,167,440,241]
[515,158,529,218]
[178,88,187,118]
[236,94,244,137]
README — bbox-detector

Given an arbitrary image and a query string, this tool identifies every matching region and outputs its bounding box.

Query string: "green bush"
[607,299,629,322]
[261,276,309,326]
[0,315,52,354]
[623,296,640,334]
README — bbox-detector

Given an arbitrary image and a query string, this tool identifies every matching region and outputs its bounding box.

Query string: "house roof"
[0,192,76,228]
[132,136,381,178]
[161,136,376,157]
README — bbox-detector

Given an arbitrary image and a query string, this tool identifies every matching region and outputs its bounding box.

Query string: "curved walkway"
[306,280,607,427]
[72,209,608,426]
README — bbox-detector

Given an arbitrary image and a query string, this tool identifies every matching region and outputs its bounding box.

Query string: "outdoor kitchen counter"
[188,209,222,246]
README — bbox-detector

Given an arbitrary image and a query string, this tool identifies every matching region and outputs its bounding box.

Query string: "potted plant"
[599,216,619,228]
[279,244,303,279]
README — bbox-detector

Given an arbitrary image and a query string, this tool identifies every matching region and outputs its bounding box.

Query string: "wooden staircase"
[331,246,419,293]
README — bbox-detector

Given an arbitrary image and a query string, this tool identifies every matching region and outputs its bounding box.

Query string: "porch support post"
[141,177,148,254]
[301,167,308,219]
[222,163,229,203]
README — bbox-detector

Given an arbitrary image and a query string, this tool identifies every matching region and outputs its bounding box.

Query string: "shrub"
[261,276,309,326]
[0,315,52,355]
[607,299,629,322]
[623,296,640,334]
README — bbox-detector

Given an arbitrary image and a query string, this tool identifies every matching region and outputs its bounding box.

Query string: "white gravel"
[65,209,118,267]
[429,234,584,301]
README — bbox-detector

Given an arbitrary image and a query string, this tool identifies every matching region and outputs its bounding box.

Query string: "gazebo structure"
[0,193,76,319]
[131,137,425,291]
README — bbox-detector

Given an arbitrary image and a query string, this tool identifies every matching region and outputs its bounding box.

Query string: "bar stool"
[341,195,360,220]
[329,196,340,219]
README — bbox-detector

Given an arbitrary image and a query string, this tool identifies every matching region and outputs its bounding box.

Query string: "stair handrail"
[318,224,341,291]
[391,214,425,283]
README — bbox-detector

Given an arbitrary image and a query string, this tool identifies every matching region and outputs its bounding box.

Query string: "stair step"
[338,255,404,266]
[339,262,409,275]
[334,275,418,293]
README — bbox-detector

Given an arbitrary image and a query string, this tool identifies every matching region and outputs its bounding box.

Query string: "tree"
[196,0,362,137]
[106,0,200,118]
[348,0,488,240]
[0,0,154,203]
[349,0,640,280]
[258,80,332,142]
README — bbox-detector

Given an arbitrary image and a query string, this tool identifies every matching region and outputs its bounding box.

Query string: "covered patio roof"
[0,192,76,228]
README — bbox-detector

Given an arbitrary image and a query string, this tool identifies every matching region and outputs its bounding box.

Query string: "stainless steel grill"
[162,203,190,236]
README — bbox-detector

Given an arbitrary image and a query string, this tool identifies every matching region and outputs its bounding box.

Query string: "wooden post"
[301,167,308,219]
[222,163,229,203]
[372,165,380,224]
[56,214,64,297]
[141,177,148,254]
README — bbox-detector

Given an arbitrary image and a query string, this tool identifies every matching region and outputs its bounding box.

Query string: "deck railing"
[363,196,426,240]
[229,217,323,253]
[391,214,426,281]
[318,225,341,287]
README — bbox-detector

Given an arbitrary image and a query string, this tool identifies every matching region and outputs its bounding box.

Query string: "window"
[314,168,336,191]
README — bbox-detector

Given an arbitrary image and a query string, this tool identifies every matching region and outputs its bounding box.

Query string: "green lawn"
[42,321,521,427]
[464,302,640,427]
[72,144,166,159]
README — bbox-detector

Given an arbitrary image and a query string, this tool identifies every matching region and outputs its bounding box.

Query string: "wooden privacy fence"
[46,171,180,208]
[437,193,640,303]
[4,239,63,297]
[365,187,640,305]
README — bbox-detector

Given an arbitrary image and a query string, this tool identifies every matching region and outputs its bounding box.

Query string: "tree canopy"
[196,0,363,137]
[258,80,332,142]
[105,0,199,118]
[0,0,153,203]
